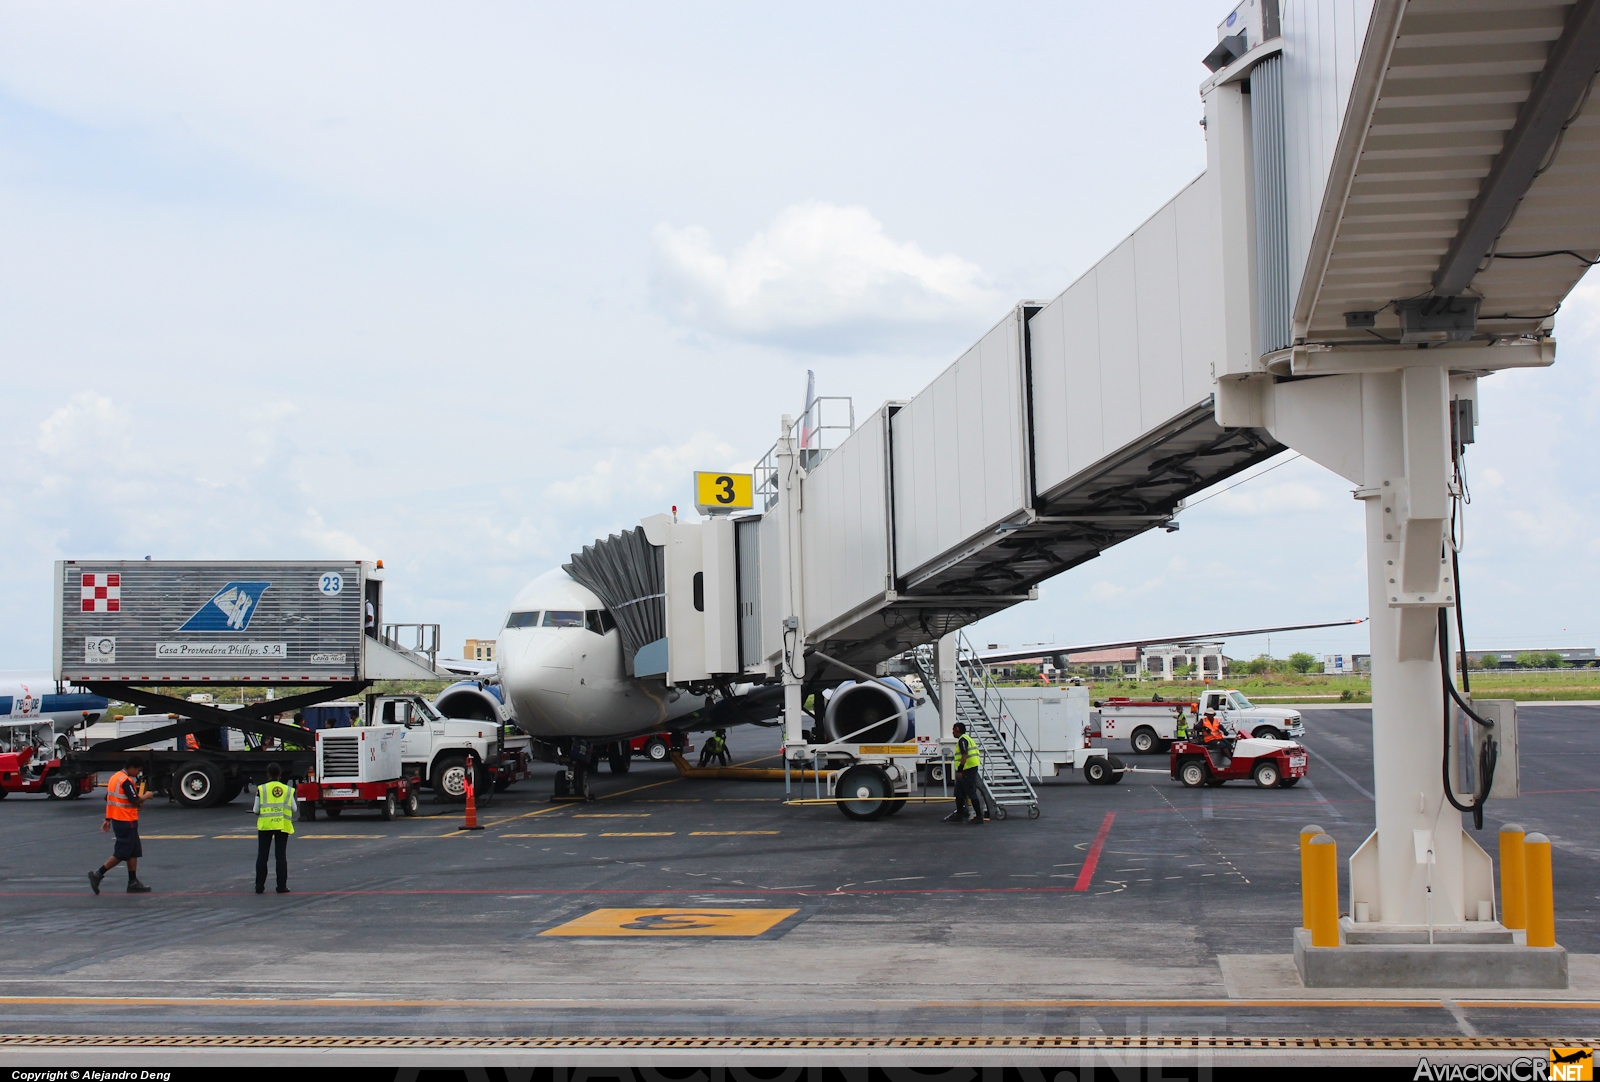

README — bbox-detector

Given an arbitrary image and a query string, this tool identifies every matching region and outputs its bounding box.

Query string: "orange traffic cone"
[457,756,484,832]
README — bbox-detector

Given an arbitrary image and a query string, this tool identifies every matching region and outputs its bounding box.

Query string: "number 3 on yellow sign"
[693,472,753,514]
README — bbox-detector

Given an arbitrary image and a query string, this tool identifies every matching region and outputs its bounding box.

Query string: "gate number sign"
[693,472,753,514]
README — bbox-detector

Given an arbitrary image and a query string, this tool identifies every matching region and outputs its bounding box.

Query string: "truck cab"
[1197,689,1304,741]
[365,693,502,802]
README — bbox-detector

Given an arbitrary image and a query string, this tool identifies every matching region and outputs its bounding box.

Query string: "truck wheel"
[1083,758,1111,785]
[1107,755,1127,784]
[835,765,891,821]
[1179,759,1207,787]
[1253,762,1281,788]
[173,761,223,808]
[608,742,632,774]
[324,805,342,818]
[46,776,78,800]
[928,762,947,783]
[1130,727,1160,755]
[401,787,421,816]
[1254,727,1284,741]
[644,738,670,762]
[433,755,469,802]
[380,792,397,821]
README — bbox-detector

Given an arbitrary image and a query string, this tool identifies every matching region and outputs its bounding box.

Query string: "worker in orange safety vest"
[89,760,151,894]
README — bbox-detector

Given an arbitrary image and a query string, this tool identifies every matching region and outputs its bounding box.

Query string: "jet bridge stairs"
[913,634,1040,820]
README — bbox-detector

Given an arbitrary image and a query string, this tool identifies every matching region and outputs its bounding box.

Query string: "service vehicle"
[979,685,1126,785]
[1099,688,1306,754]
[0,719,96,800]
[50,558,449,807]
[630,731,693,764]
[362,692,532,800]
[1168,732,1309,789]
[298,723,420,820]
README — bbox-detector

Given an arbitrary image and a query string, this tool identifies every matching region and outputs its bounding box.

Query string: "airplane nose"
[500,634,578,733]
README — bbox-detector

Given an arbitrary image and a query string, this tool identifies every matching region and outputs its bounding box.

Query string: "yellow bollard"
[1299,825,1325,929]
[1499,823,1526,930]
[1305,834,1340,947]
[1524,832,1555,948]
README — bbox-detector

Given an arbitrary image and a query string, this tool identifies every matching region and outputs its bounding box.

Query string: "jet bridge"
[609,0,1595,965]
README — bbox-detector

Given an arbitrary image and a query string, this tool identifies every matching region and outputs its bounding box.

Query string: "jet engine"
[821,678,912,744]
[434,681,511,725]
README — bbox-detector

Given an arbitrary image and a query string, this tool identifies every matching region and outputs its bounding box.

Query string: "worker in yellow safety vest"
[943,722,987,824]
[252,762,298,894]
[89,760,150,894]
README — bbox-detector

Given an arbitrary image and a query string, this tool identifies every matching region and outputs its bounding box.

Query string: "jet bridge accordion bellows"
[564,526,665,677]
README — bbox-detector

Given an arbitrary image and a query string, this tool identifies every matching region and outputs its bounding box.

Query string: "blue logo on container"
[177,582,271,632]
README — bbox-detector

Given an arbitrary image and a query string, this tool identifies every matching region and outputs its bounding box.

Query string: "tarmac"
[0,703,1596,1064]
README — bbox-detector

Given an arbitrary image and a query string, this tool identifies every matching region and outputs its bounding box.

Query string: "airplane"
[435,561,1365,797]
[0,671,112,748]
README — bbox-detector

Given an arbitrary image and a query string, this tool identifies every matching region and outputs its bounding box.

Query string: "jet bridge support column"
[1256,361,1496,931]
[775,415,808,752]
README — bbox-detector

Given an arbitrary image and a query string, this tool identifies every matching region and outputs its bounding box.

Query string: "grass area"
[1000,669,1600,703]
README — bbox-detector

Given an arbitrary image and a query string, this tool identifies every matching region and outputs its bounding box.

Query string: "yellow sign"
[694,472,754,514]
[540,907,798,938]
[859,744,918,756]
[1552,1049,1594,1081]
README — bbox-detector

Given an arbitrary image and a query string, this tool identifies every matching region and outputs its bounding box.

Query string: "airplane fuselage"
[496,570,703,742]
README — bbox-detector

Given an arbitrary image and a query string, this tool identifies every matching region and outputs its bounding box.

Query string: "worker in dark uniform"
[943,722,984,824]
[252,762,298,894]
[89,761,150,894]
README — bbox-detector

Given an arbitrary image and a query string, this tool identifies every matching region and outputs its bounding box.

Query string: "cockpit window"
[585,610,604,635]
[599,609,617,633]
[505,611,541,629]
[542,610,584,628]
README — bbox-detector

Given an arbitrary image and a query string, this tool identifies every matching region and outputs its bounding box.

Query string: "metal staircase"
[913,633,1040,820]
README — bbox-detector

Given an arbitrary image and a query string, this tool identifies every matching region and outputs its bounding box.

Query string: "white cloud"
[652,201,1001,349]
[546,431,743,512]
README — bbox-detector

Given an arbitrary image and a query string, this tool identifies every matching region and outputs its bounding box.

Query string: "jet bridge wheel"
[835,764,892,821]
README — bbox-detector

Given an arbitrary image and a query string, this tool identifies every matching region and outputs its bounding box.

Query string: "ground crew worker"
[698,730,730,767]
[943,722,985,824]
[252,762,297,894]
[88,760,150,894]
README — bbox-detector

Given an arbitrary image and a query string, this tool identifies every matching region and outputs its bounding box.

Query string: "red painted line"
[0,886,1109,899]
[1072,812,1116,892]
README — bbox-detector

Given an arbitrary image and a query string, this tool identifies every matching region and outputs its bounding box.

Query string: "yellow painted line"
[600,831,675,837]
[502,832,587,838]
[539,907,799,937]
[141,835,203,839]
[0,993,1589,1012]
[574,813,650,818]
[691,830,780,836]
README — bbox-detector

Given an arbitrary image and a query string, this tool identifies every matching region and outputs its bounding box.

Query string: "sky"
[2,1,1597,670]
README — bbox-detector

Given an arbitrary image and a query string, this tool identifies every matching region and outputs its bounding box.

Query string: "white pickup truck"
[362,693,531,800]
[1098,689,1305,754]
